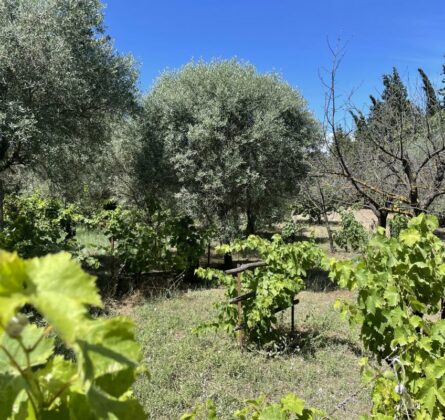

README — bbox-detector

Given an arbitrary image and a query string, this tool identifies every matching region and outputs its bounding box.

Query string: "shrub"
[0,192,82,258]
[281,220,306,243]
[181,394,324,419]
[333,209,368,252]
[92,206,204,275]
[389,214,409,237]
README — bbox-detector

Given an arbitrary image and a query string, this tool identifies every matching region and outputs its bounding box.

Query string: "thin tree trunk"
[0,178,4,231]
[246,208,256,235]
[377,210,388,229]
[223,253,233,270]
[317,180,335,253]
[441,298,445,320]
[207,242,211,267]
[322,210,335,253]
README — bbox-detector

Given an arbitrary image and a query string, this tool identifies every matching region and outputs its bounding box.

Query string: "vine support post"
[207,242,211,267]
[291,303,295,333]
[441,298,445,320]
[236,270,244,348]
[110,236,117,295]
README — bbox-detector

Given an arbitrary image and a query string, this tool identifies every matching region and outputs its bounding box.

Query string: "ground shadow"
[306,268,337,292]
[257,326,364,359]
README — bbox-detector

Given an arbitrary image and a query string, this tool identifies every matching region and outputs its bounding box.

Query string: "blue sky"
[103,0,445,120]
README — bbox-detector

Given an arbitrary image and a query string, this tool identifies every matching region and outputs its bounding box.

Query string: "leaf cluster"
[181,393,324,419]
[331,214,445,418]
[0,251,145,419]
[0,192,82,258]
[91,206,205,274]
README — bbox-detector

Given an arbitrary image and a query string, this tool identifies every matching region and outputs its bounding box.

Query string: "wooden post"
[110,237,117,295]
[291,303,295,333]
[236,271,244,348]
[441,298,445,320]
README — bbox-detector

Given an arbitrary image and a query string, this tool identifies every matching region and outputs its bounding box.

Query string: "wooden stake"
[207,242,211,267]
[236,271,244,348]
[291,303,295,333]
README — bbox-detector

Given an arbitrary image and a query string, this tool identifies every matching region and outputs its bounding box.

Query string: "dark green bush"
[0,192,81,257]
[389,214,409,237]
[92,206,205,275]
[281,220,305,243]
[333,209,368,252]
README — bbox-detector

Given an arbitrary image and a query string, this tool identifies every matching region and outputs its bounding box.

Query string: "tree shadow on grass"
[257,326,364,360]
[306,268,337,292]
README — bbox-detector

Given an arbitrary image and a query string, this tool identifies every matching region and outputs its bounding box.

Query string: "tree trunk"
[317,180,335,253]
[246,209,256,235]
[322,210,335,253]
[377,210,388,229]
[0,178,4,231]
[223,253,234,270]
[441,298,445,320]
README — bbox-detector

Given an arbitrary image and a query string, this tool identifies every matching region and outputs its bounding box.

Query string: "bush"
[333,209,368,252]
[92,206,205,275]
[0,192,81,258]
[182,394,324,419]
[196,235,326,344]
[281,220,306,243]
[389,214,409,237]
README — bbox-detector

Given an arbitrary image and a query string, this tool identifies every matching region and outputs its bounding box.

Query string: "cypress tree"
[418,68,439,116]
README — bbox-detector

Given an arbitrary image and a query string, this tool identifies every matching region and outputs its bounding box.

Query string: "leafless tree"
[321,43,445,228]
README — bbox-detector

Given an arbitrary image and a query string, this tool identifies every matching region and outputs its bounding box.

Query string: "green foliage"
[0,192,81,258]
[331,214,445,418]
[196,235,325,344]
[168,215,206,271]
[0,250,145,419]
[0,0,138,197]
[418,68,440,117]
[389,214,409,238]
[333,210,368,252]
[233,394,324,419]
[181,394,324,419]
[281,220,306,243]
[92,206,204,274]
[133,59,320,240]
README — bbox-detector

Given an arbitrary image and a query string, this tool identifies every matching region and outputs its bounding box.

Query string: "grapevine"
[0,251,146,419]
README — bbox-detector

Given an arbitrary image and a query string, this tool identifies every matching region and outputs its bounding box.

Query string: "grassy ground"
[130,287,371,419]
[78,221,371,417]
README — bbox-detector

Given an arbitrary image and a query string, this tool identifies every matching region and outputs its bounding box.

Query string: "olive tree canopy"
[132,60,319,239]
[0,0,138,211]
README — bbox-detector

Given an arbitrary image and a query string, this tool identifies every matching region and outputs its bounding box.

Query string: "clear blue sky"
[103,0,445,120]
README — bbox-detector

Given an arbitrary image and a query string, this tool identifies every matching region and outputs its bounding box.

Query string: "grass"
[130,287,371,419]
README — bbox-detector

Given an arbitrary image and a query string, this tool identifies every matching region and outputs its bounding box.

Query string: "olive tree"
[0,0,138,220]
[133,59,319,240]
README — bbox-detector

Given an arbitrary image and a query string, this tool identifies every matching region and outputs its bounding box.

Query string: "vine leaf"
[0,324,54,373]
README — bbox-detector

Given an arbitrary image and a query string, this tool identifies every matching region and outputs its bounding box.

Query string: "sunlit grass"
[131,288,370,419]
